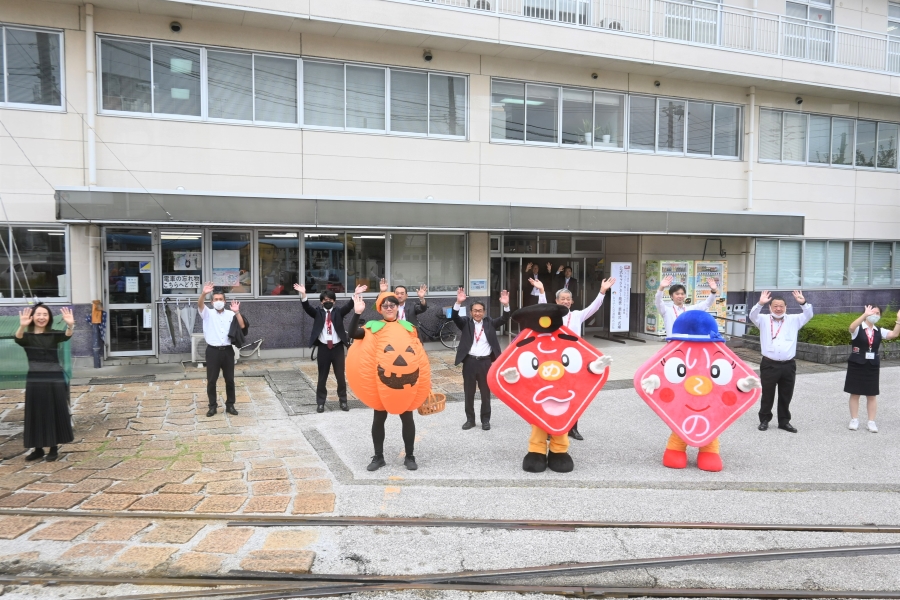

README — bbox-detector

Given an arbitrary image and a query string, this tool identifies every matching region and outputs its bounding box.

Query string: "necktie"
[564,279,569,290]
[325,311,333,349]
[399,306,405,321]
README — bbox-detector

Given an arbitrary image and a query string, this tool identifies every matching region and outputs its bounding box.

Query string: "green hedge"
[747,310,898,346]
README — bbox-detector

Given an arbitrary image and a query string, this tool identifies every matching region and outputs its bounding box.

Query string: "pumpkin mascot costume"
[347,291,431,472]
[488,304,612,473]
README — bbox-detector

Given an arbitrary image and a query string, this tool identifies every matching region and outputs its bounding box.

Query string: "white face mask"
[866,314,880,325]
[213,301,225,311]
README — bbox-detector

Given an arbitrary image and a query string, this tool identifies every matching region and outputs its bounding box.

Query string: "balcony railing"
[408,0,900,75]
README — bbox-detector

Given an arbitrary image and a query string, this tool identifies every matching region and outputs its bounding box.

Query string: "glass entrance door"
[106,256,156,356]
[581,256,607,334]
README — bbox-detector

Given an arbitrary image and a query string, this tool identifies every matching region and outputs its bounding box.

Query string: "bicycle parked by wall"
[417,307,460,349]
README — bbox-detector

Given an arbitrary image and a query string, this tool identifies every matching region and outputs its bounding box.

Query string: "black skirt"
[23,374,74,449]
[843,361,880,397]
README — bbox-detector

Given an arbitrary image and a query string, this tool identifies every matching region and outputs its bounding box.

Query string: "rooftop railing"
[407,0,900,75]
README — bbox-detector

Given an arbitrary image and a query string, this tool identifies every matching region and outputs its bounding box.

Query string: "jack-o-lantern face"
[347,320,431,414]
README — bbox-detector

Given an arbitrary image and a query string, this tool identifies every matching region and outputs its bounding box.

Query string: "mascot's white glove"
[588,355,613,374]
[500,367,519,384]
[737,376,762,393]
[641,374,660,394]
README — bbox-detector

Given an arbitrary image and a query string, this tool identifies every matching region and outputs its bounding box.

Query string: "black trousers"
[463,355,492,424]
[315,341,347,406]
[759,357,796,425]
[206,345,235,408]
[372,410,415,458]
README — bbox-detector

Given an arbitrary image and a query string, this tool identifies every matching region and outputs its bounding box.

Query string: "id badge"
[865,352,876,360]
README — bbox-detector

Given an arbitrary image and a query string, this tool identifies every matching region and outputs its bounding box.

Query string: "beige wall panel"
[860,11,889,31]
[68,225,94,304]
[0,137,83,170]
[781,61,892,95]
[627,75,746,104]
[752,180,857,205]
[855,169,900,188]
[750,199,851,221]
[95,169,304,195]
[652,42,783,82]
[754,92,859,116]
[468,231,489,284]
[0,0,80,29]
[64,30,87,115]
[303,178,479,201]
[835,7,864,28]
[302,34,480,73]
[0,192,56,221]
[497,20,655,63]
[863,0,889,17]
[858,102,900,121]
[211,0,309,14]
[625,193,746,212]
[470,75,491,143]
[856,185,900,206]
[479,142,628,171]
[755,162,860,185]
[481,56,629,90]
[480,164,628,194]
[626,153,746,178]
[478,186,626,207]
[853,220,900,238]
[135,0,194,20]
[854,202,900,223]
[302,130,477,163]
[309,0,500,41]
[189,6,247,26]
[303,154,479,188]
[0,165,82,191]
[841,0,866,13]
[0,111,84,142]
[626,172,746,200]
[804,218,856,238]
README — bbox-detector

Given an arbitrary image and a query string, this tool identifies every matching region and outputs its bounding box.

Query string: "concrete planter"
[741,336,900,364]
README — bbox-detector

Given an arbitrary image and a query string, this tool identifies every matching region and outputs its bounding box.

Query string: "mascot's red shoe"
[697,451,723,472]
[662,449,687,469]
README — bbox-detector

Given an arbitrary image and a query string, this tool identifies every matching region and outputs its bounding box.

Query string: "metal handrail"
[405,0,900,75]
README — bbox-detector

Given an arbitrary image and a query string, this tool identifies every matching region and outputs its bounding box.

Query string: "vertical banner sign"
[610,262,632,333]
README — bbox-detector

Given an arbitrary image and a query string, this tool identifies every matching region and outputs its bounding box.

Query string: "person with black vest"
[452,286,511,430]
[844,305,900,433]
[295,282,367,413]
[378,279,428,338]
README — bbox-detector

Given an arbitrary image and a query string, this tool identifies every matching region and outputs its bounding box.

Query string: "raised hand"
[758,290,772,305]
[293,283,306,296]
[354,284,368,294]
[60,307,75,326]
[546,262,552,272]
[528,278,544,293]
[456,287,467,305]
[417,284,427,300]
[353,294,366,315]
[499,289,510,306]
[661,275,674,288]
[202,281,215,295]
[229,300,241,313]
[557,265,565,274]
[863,305,878,317]
[18,308,33,327]
[707,277,719,293]
[600,277,616,294]
[379,278,388,293]
[525,262,533,273]
[792,290,806,304]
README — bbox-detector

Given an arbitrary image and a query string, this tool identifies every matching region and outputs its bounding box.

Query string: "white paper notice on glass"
[125,277,139,293]
[610,262,632,333]
[213,250,240,269]
[143,308,153,328]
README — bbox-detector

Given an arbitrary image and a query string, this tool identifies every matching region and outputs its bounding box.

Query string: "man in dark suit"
[554,265,579,301]
[523,262,552,307]
[295,282,367,413]
[379,279,428,338]
[452,286,511,431]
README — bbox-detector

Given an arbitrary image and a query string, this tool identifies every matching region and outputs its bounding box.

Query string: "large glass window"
[758,239,898,289]
[872,242,892,285]
[827,241,847,287]
[255,55,297,124]
[808,115,831,164]
[304,233,345,295]
[429,234,465,292]
[491,80,525,141]
[561,88,593,146]
[258,232,299,296]
[525,84,559,143]
[5,28,62,107]
[106,228,152,252]
[754,240,778,288]
[390,70,428,134]
[713,104,740,157]
[101,39,152,113]
[594,92,625,148]
[850,242,870,286]
[430,74,466,137]
[657,99,685,153]
[152,44,201,116]
[877,122,898,169]
[778,240,801,288]
[855,120,877,167]
[759,109,783,161]
[161,230,202,296]
[347,66,385,131]
[629,96,656,151]
[211,231,252,294]
[391,234,428,290]
[347,234,385,292]
[831,118,855,165]
[303,61,345,128]
[687,101,712,155]
[803,240,827,287]
[0,227,67,299]
[782,112,807,162]
[207,51,253,121]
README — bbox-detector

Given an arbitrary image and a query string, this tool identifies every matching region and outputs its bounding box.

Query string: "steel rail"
[2,508,900,534]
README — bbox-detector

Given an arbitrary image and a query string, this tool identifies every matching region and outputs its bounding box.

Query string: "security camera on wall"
[795,96,803,105]
[423,50,433,62]
[170,21,182,33]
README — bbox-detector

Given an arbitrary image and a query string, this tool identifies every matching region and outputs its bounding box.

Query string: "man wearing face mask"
[295,282,367,413]
[199,282,246,417]
[750,290,813,433]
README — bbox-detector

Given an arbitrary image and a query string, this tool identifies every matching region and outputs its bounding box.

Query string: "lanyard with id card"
[865,326,876,360]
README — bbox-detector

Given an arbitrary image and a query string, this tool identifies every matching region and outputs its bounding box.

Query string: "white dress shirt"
[655,289,717,335]
[454,303,510,357]
[199,305,235,347]
[538,292,604,335]
[749,302,814,361]
[317,308,342,346]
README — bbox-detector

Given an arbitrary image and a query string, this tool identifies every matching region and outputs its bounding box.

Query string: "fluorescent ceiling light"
[353,235,385,239]
[500,98,544,105]
[27,229,64,233]
[264,233,298,238]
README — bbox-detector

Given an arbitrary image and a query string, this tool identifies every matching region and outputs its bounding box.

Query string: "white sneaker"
[867,421,878,433]
[848,418,859,431]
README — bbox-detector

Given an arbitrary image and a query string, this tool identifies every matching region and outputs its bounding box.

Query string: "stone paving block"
[128,494,203,512]
[0,517,42,539]
[139,449,182,458]
[90,467,148,481]
[68,478,113,493]
[142,440,177,449]
[90,519,152,541]
[0,473,43,490]
[21,461,70,474]
[23,483,68,493]
[159,483,203,494]
[106,481,164,494]
[250,458,284,469]
[237,450,271,459]
[170,552,224,575]
[244,496,291,513]
[29,492,90,509]
[195,495,246,513]
[170,459,202,471]
[248,468,288,481]
[252,480,291,495]
[141,521,205,544]
[205,480,248,495]
[193,527,254,553]
[81,493,140,511]
[204,461,244,472]
[139,471,192,484]
[262,530,318,550]
[43,469,98,484]
[107,439,141,449]
[0,492,43,507]
[124,459,169,470]
[230,441,259,451]
[294,479,333,493]
[192,471,242,484]
[239,550,315,574]
[0,465,24,477]
[113,545,178,570]
[100,449,137,458]
[72,457,122,470]
[200,452,234,463]
[291,493,335,515]
[60,542,126,560]
[30,519,97,541]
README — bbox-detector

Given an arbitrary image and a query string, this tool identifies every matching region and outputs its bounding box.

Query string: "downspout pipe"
[746,86,755,211]
[86,4,102,366]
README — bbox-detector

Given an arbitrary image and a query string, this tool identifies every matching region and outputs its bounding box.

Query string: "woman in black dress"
[15,304,76,461]
[844,305,900,433]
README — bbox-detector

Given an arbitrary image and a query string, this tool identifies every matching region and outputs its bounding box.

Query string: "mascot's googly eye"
[710,359,734,385]
[663,357,687,384]
[517,351,539,379]
[561,348,583,373]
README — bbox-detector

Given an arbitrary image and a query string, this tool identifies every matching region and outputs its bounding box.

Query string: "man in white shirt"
[198,282,245,417]
[379,279,428,338]
[452,287,511,430]
[654,275,719,336]
[749,290,813,433]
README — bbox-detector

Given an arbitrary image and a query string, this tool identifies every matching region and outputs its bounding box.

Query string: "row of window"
[755,239,900,289]
[759,109,900,170]
[100,38,467,137]
[104,229,467,299]
[490,80,742,158]
[0,226,67,299]
[0,26,63,108]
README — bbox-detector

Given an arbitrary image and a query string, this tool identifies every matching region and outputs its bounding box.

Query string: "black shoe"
[568,427,584,441]
[206,407,217,418]
[404,456,418,471]
[339,400,349,412]
[25,448,45,462]
[482,422,491,431]
[316,405,325,413]
[366,455,386,471]
[226,405,238,416]
[547,451,575,473]
[462,421,475,430]
[522,451,548,473]
[46,448,59,462]
[758,422,768,431]
[778,422,798,433]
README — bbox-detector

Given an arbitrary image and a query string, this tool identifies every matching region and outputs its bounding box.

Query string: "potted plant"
[576,119,593,145]
[598,124,612,144]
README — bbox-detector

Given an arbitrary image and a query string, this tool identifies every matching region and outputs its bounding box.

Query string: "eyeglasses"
[381,302,398,308]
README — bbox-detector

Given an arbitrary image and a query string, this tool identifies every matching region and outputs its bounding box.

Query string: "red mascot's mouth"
[377,366,420,389]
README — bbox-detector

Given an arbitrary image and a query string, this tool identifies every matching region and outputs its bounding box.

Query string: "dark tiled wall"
[0,304,93,357]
